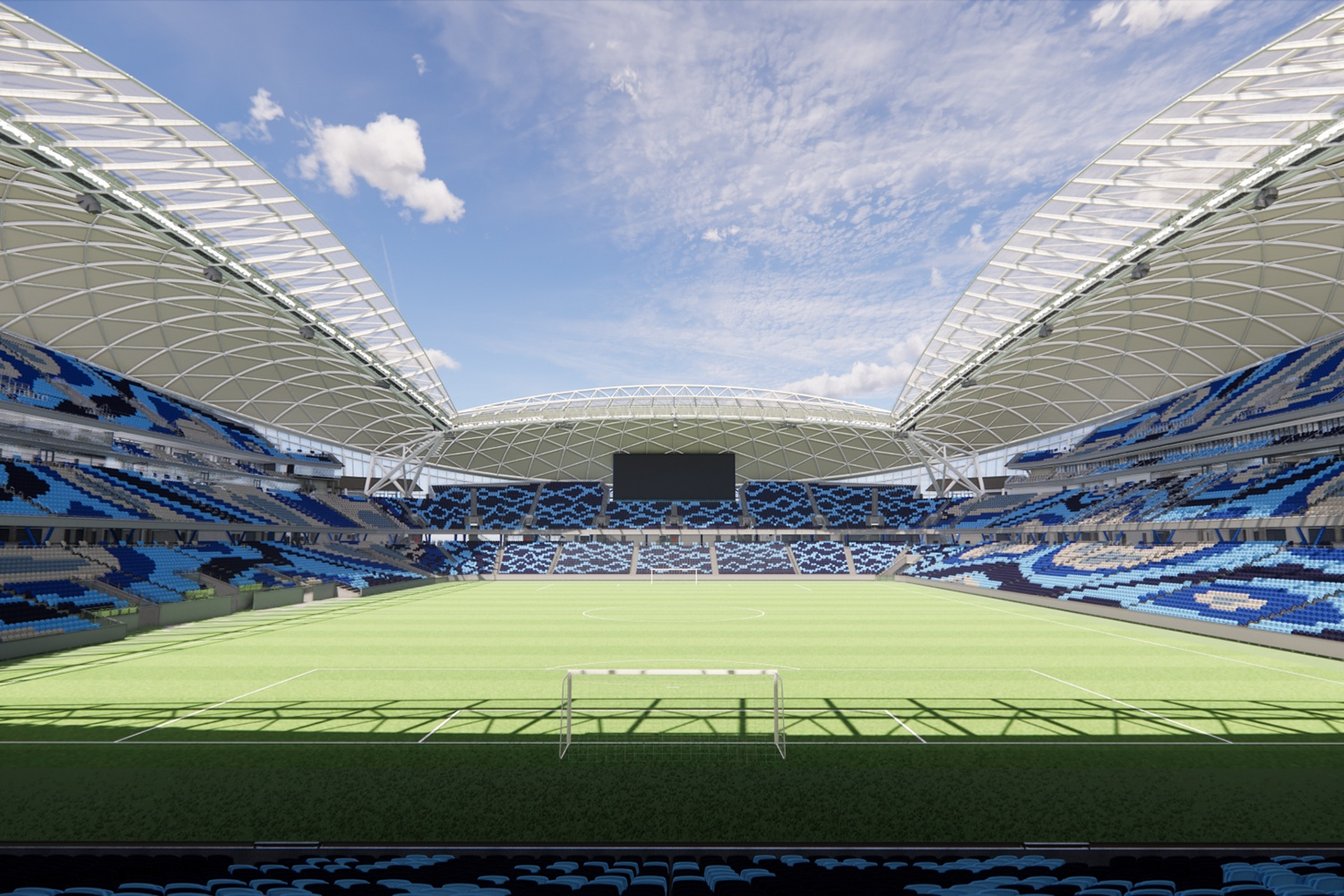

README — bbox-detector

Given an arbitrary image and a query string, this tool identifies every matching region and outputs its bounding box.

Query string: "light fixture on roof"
[962,377,979,388]
[298,325,316,340]
[1037,322,1054,339]
[202,265,225,284]
[1253,185,1279,210]
[1130,261,1150,280]
[75,193,102,215]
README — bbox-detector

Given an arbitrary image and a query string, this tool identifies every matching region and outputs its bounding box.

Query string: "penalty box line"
[114,669,319,744]
[1030,668,1232,744]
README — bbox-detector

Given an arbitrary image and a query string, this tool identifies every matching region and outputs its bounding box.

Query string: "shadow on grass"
[0,695,1341,744]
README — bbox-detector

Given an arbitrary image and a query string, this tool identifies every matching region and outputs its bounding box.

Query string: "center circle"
[581,605,765,623]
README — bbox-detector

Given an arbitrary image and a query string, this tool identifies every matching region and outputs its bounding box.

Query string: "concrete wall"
[157,595,234,627]
[0,622,125,661]
[252,587,305,610]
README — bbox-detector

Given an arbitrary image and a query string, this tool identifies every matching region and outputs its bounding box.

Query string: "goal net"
[559,668,785,760]
[648,567,700,583]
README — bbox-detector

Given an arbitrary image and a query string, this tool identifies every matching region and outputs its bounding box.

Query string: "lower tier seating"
[715,541,793,574]
[2,850,1343,896]
[905,540,1344,639]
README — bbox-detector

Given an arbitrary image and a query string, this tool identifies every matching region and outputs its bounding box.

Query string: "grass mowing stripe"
[1029,668,1232,744]
[927,586,1344,688]
[114,669,319,743]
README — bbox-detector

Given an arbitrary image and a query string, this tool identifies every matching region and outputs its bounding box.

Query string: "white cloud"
[782,332,931,401]
[298,113,465,223]
[424,347,460,371]
[413,52,428,76]
[608,66,641,100]
[412,0,1326,404]
[218,87,285,142]
[701,225,740,243]
[1091,0,1228,35]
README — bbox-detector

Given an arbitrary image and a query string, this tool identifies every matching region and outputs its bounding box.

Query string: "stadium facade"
[1,1,1344,663]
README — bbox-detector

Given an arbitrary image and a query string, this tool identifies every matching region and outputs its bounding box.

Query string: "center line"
[1030,668,1231,744]
[116,669,319,743]
[418,709,461,743]
[884,709,927,743]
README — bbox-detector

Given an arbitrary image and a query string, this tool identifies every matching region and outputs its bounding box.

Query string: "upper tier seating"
[475,484,538,530]
[533,481,603,528]
[675,499,741,528]
[418,487,472,529]
[744,481,813,527]
[714,540,793,573]
[0,330,280,457]
[266,490,361,528]
[811,484,873,527]
[791,540,850,574]
[605,500,671,528]
[1065,327,1344,458]
[553,541,633,574]
[497,540,558,574]
[635,542,713,574]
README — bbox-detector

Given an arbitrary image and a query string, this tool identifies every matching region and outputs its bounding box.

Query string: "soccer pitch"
[1,578,1343,843]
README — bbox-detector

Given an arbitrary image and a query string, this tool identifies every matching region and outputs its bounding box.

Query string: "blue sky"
[16,0,1337,411]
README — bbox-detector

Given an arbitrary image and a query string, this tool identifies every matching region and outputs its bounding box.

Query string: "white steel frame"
[559,668,785,759]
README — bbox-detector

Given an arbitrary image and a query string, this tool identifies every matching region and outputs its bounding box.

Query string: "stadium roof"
[439,385,907,483]
[896,5,1344,456]
[0,5,453,456]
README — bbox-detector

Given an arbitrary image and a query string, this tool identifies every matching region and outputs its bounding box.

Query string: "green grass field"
[1,578,1343,844]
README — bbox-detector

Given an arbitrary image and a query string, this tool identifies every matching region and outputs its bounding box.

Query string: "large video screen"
[611,453,736,501]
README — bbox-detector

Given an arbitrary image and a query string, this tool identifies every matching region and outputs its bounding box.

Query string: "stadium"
[1,0,1344,891]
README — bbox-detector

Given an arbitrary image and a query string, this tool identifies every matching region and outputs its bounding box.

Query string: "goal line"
[559,668,785,759]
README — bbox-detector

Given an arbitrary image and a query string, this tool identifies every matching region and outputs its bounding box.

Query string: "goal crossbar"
[648,567,701,582]
[560,668,785,759]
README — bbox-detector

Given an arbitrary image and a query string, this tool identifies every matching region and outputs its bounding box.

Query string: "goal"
[559,668,785,759]
[648,567,701,583]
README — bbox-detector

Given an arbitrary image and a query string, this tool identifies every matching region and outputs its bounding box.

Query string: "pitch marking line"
[114,669,319,744]
[883,709,927,743]
[793,584,813,592]
[418,709,461,744]
[1030,669,1231,744]
[927,589,1344,689]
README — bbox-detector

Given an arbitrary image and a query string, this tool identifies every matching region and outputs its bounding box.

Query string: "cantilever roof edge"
[896,4,1344,433]
[0,4,455,425]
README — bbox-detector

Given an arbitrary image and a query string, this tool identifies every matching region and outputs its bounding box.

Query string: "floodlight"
[1253,185,1279,209]
[298,325,316,340]
[202,265,224,284]
[1130,261,1150,280]
[75,192,102,215]
[1038,322,1054,339]
[962,377,979,388]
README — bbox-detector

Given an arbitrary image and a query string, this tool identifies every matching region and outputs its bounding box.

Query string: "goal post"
[648,567,700,583]
[559,668,785,759]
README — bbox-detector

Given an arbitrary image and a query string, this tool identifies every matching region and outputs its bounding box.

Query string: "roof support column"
[364,431,445,497]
